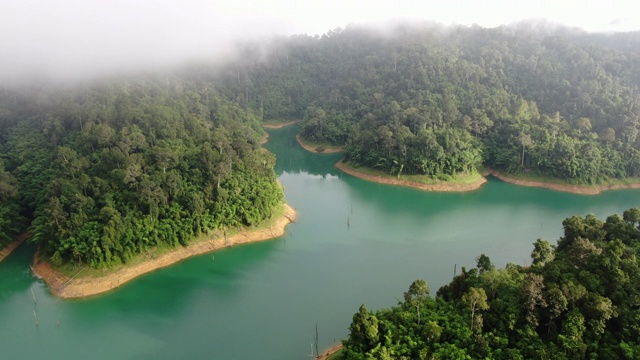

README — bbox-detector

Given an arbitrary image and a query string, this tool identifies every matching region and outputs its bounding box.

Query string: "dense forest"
[2,22,640,266]
[215,22,640,183]
[0,78,283,267]
[337,209,640,359]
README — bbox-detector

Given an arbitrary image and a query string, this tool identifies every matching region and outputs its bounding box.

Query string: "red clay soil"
[296,135,343,154]
[335,161,487,192]
[483,169,640,195]
[0,232,29,263]
[32,204,297,299]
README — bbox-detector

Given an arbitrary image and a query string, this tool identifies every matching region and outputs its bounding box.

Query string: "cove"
[2,124,639,360]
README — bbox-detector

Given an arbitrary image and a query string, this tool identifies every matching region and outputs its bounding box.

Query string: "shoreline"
[32,204,297,299]
[263,120,300,129]
[260,132,269,145]
[336,161,487,192]
[317,344,343,360]
[296,134,343,154]
[483,169,640,195]
[0,233,29,263]
[334,161,640,194]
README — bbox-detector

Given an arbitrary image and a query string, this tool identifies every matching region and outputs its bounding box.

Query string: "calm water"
[2,125,639,359]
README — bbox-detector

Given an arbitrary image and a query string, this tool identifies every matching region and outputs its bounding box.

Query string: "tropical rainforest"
[217,22,640,183]
[0,79,283,266]
[337,209,640,359]
[2,22,640,270]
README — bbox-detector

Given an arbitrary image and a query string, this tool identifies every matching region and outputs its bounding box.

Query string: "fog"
[1,0,638,84]
[0,0,296,84]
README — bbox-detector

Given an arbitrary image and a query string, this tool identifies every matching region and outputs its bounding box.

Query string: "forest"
[2,22,640,268]
[0,77,283,267]
[336,209,640,359]
[215,22,640,183]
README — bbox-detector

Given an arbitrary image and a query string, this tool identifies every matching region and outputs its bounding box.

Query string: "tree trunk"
[471,305,475,329]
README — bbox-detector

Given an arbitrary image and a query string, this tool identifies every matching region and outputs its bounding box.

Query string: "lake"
[2,124,639,359]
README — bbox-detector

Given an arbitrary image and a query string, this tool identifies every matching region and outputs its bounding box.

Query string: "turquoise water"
[2,125,639,359]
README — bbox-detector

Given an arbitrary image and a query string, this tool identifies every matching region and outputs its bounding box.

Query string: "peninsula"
[32,204,296,299]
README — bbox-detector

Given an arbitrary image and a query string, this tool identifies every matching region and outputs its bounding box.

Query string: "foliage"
[0,76,283,267]
[215,23,640,184]
[339,208,640,359]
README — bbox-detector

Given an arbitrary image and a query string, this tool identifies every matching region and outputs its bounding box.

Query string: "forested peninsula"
[331,208,640,359]
[0,76,288,279]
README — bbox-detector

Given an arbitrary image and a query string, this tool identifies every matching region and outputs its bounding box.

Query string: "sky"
[1,0,638,83]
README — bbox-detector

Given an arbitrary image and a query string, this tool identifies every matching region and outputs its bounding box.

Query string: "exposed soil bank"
[336,161,486,192]
[296,135,343,154]
[263,120,300,129]
[483,169,640,194]
[317,344,343,360]
[32,204,297,299]
[260,132,269,144]
[0,233,29,263]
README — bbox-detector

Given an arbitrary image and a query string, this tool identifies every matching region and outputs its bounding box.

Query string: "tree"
[531,239,554,267]
[476,254,494,273]
[462,287,489,331]
[345,305,380,354]
[520,273,547,327]
[545,287,567,335]
[622,208,640,225]
[403,279,430,324]
[518,131,533,167]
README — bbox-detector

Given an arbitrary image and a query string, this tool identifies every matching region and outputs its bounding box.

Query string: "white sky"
[1,0,638,82]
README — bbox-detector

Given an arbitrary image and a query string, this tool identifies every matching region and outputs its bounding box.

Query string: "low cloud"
[1,0,638,85]
[0,0,296,84]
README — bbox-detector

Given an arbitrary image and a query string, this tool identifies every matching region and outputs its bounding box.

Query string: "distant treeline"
[0,79,282,266]
[214,23,640,183]
[337,209,640,359]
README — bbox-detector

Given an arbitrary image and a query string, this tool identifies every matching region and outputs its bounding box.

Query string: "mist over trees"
[2,22,640,265]
[213,23,640,183]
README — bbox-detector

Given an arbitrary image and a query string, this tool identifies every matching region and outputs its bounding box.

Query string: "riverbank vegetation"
[32,204,295,298]
[335,208,640,359]
[215,22,640,186]
[336,161,486,192]
[0,77,283,269]
[0,160,25,250]
[485,169,640,195]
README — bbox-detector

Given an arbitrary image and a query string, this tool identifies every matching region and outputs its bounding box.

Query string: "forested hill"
[216,23,640,183]
[2,22,640,263]
[0,78,283,266]
[338,209,640,359]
